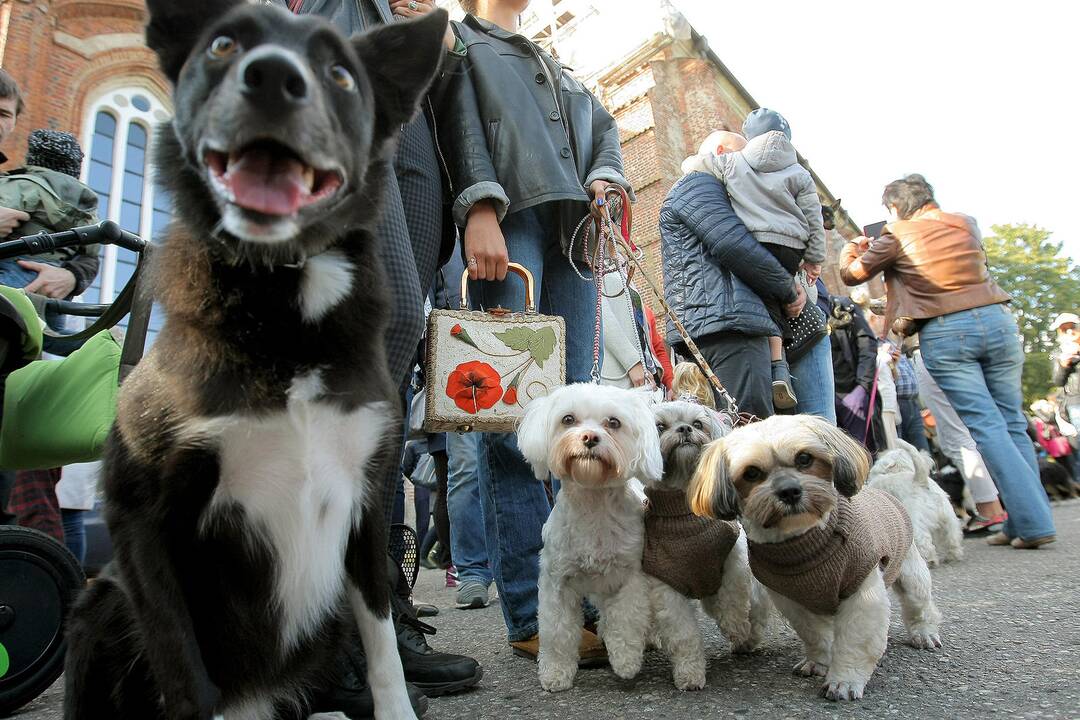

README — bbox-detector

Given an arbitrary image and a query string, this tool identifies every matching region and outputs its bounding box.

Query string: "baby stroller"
[0,220,150,715]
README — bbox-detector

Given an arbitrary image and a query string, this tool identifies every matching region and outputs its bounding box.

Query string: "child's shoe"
[771,359,798,410]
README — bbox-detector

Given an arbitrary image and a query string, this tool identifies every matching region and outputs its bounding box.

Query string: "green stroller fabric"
[0,285,44,364]
[0,329,120,469]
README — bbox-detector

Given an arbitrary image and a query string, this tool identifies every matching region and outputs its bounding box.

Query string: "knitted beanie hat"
[742,108,791,141]
[26,129,84,178]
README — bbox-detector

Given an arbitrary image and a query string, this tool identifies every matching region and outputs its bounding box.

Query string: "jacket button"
[549,110,561,121]
[535,72,545,84]
[560,147,571,158]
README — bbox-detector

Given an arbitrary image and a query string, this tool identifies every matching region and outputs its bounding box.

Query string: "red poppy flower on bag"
[446,361,503,413]
[451,324,463,336]
[502,385,518,406]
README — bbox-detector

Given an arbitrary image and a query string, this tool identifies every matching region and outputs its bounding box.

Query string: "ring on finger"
[408,0,418,9]
[468,257,478,266]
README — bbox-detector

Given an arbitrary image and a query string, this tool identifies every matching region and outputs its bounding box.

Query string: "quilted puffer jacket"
[659,172,798,340]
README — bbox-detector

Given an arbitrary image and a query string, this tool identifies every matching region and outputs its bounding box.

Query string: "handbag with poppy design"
[424,262,566,433]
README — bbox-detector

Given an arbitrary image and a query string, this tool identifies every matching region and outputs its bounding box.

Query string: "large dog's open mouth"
[204,140,344,218]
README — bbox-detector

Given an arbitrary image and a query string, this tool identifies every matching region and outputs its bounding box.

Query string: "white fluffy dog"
[689,415,942,701]
[644,401,769,690]
[517,383,662,692]
[868,440,964,567]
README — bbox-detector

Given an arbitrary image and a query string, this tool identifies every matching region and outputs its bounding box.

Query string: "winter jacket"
[1052,354,1080,415]
[0,166,100,296]
[829,297,877,395]
[659,172,798,341]
[441,15,632,232]
[682,131,825,263]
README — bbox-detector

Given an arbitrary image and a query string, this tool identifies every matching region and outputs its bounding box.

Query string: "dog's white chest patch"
[299,249,354,322]
[207,371,390,649]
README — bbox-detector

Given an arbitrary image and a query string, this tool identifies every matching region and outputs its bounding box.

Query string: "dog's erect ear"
[145,0,247,82]
[628,395,663,483]
[515,392,554,480]
[353,9,448,142]
[812,417,870,497]
[688,440,739,520]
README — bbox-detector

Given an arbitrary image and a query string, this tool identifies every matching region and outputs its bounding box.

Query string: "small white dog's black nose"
[776,484,803,505]
[240,47,311,108]
[677,424,692,436]
[581,431,600,449]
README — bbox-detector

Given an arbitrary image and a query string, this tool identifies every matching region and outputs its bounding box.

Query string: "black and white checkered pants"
[376,111,443,529]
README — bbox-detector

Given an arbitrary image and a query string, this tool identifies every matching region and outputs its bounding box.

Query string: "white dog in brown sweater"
[643,401,770,690]
[689,415,942,701]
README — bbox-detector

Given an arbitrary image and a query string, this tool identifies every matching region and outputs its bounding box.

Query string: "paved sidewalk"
[13,503,1080,719]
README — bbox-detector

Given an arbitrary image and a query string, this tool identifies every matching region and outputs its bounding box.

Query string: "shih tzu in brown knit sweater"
[688,415,942,701]
[643,401,769,690]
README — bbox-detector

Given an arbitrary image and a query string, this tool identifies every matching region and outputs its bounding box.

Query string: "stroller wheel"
[0,525,84,716]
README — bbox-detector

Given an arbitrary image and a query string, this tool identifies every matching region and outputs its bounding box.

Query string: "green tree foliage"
[982,223,1080,402]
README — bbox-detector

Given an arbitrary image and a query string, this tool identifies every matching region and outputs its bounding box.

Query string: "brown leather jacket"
[839,205,1009,330]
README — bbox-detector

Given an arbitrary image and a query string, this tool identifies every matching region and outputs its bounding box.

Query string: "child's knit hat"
[742,108,791,141]
[26,129,84,178]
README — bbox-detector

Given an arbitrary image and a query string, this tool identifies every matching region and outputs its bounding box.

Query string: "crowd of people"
[0,0,1074,714]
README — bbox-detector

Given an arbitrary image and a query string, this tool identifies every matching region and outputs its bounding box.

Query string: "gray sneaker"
[455,580,490,609]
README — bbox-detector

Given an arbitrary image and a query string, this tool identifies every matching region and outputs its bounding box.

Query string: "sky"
[676,0,1080,259]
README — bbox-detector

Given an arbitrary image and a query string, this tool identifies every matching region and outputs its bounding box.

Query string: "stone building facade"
[0,0,169,316]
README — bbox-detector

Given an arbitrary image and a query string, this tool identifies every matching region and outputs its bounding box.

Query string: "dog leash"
[572,185,755,424]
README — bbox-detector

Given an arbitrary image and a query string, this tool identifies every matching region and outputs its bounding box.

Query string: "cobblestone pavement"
[13,503,1080,719]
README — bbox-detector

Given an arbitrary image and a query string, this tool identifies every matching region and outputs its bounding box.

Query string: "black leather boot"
[308,635,429,719]
[392,592,483,697]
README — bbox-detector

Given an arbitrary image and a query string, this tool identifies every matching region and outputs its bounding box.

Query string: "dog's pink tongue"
[226,147,308,216]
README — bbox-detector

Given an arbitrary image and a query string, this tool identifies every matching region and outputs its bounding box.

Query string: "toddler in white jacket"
[681,108,825,410]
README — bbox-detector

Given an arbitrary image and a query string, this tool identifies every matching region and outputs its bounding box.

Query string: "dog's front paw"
[671,661,706,691]
[819,678,866,701]
[538,660,576,692]
[609,650,642,680]
[908,627,942,650]
[793,658,828,677]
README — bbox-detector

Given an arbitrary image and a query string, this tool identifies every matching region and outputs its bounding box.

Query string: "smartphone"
[863,220,887,239]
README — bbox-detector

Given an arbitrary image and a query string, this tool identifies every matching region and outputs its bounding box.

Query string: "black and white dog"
[64,2,446,718]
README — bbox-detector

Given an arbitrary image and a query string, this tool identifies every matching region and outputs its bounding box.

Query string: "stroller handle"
[0,220,145,261]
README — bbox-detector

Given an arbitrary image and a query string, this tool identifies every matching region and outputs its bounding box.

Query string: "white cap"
[1050,312,1080,330]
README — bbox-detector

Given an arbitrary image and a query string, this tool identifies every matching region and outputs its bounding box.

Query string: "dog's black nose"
[581,431,600,449]
[776,484,803,505]
[677,424,693,436]
[239,47,310,109]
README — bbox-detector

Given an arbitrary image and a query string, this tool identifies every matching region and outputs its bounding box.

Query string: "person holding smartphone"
[840,173,1055,550]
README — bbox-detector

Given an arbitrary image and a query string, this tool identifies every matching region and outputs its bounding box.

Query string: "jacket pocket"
[486,119,501,165]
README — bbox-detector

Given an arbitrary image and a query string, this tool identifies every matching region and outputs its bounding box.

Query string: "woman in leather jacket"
[840,174,1055,549]
[439,0,633,656]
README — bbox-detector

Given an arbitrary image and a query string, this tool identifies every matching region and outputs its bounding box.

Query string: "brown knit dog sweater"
[747,488,913,615]
[642,486,741,599]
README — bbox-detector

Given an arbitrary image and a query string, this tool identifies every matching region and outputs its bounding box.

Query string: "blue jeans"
[897,395,930,452]
[61,508,86,565]
[0,258,69,336]
[920,304,1055,540]
[790,334,836,422]
[446,431,492,586]
[473,204,599,641]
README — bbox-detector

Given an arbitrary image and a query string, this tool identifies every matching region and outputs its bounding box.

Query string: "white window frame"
[79,84,172,303]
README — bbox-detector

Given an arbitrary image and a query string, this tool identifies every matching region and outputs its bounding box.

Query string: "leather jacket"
[441,15,632,230]
[839,205,1010,330]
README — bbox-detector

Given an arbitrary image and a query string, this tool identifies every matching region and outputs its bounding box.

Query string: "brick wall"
[0,0,166,166]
